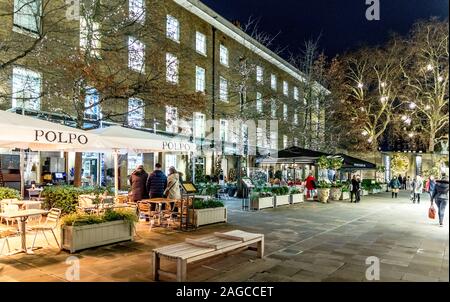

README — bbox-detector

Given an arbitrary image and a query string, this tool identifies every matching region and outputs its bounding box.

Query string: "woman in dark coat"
[129,165,149,202]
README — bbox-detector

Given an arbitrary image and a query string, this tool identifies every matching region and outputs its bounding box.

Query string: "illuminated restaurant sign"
[34,130,89,145]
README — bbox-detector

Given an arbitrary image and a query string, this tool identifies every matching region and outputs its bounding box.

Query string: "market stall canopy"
[0,110,103,151]
[258,146,331,165]
[336,153,377,170]
[88,126,196,154]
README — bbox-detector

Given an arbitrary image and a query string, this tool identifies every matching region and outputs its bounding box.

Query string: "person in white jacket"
[412,175,424,204]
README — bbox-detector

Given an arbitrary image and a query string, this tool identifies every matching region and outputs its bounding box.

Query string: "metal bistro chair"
[0,204,19,227]
[0,227,18,256]
[30,208,62,250]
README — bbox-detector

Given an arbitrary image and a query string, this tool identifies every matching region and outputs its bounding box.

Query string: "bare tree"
[400,19,449,152]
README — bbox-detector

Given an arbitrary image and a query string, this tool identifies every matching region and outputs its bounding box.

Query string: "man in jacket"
[350,175,361,203]
[431,174,449,227]
[146,163,167,199]
[129,165,149,203]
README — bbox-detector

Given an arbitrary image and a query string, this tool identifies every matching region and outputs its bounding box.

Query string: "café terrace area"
[0,191,448,282]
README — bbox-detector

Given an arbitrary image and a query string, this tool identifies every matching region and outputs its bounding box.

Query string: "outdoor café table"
[0,209,48,255]
[140,198,178,226]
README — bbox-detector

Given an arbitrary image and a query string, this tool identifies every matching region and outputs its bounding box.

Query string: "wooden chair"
[30,208,62,250]
[138,202,157,230]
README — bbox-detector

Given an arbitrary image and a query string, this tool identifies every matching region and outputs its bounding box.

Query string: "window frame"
[195,66,206,93]
[195,31,207,56]
[13,0,42,35]
[11,66,42,111]
[219,44,229,67]
[271,74,277,91]
[166,15,180,43]
[128,36,145,73]
[128,98,145,128]
[166,53,179,84]
[219,76,228,102]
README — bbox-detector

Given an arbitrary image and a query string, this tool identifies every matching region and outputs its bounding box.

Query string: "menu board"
[181,182,198,194]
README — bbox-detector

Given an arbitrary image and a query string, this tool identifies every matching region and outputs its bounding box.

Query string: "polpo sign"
[34,130,89,145]
[162,141,192,152]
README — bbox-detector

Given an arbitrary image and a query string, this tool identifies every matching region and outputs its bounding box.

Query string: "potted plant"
[316,181,331,203]
[290,187,304,204]
[317,156,330,181]
[61,208,138,253]
[272,186,290,207]
[361,181,371,196]
[330,182,343,201]
[191,199,227,227]
[340,184,351,201]
[250,189,274,210]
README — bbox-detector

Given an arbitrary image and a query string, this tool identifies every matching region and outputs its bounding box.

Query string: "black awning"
[277,146,331,159]
[336,153,377,170]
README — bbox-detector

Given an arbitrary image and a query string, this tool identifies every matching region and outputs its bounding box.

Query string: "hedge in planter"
[250,190,274,210]
[0,187,20,200]
[191,199,227,227]
[271,186,290,207]
[290,187,304,204]
[42,186,110,214]
[61,208,138,253]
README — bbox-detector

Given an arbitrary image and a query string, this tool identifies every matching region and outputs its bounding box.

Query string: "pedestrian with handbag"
[350,175,361,203]
[164,166,181,200]
[431,174,449,227]
[389,176,401,198]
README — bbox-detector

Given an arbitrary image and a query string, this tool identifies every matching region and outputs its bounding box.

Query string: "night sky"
[200,0,449,59]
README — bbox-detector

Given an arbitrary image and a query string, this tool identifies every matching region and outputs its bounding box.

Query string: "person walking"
[305,172,317,200]
[350,175,361,203]
[406,176,412,191]
[146,163,167,199]
[164,166,181,200]
[402,175,408,190]
[431,174,449,227]
[389,176,401,198]
[425,175,436,200]
[412,175,424,204]
[129,165,149,203]
[219,169,225,186]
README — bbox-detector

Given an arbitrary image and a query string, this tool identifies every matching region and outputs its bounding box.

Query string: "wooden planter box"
[61,220,134,253]
[251,197,274,210]
[381,184,388,191]
[369,189,381,194]
[290,194,304,204]
[330,188,342,201]
[317,189,330,203]
[193,207,227,227]
[340,191,350,200]
[362,190,369,196]
[275,195,290,207]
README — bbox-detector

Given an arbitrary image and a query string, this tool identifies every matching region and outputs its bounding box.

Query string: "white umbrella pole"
[114,150,119,199]
[20,149,25,198]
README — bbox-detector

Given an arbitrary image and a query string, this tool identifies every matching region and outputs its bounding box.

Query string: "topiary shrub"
[192,199,224,209]
[0,187,21,200]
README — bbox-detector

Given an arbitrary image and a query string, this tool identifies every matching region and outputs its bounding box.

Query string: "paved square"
[0,191,448,282]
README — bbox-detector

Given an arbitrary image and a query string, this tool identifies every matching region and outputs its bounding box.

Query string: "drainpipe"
[211,26,217,176]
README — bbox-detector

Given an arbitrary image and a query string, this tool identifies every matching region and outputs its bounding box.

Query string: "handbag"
[428,206,436,220]
[163,179,178,198]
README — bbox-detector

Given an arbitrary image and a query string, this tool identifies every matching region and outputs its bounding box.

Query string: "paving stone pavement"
[0,191,448,282]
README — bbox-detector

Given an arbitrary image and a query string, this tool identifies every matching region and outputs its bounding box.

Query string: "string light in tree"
[409,102,417,109]
[437,76,444,83]
[425,105,431,110]
[426,64,434,71]
[380,96,388,102]
[357,83,364,89]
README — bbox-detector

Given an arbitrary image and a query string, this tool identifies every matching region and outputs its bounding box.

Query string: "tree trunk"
[428,132,436,153]
[73,152,83,187]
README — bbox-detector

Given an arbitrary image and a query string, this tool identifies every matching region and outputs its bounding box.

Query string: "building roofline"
[174,0,328,92]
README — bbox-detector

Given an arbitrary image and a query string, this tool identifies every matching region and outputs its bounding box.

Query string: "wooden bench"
[152,230,264,282]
